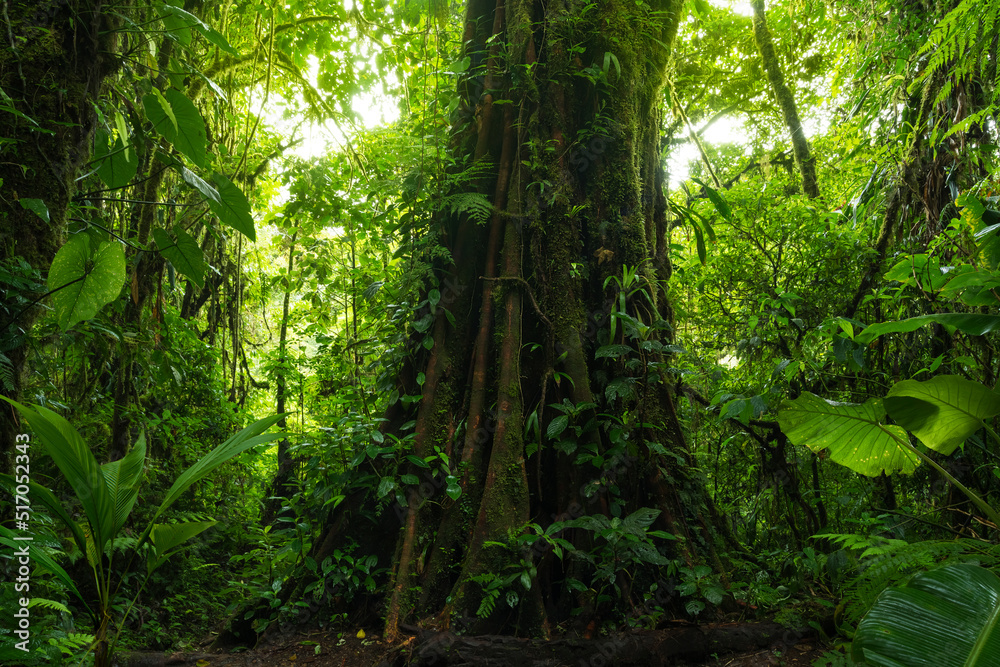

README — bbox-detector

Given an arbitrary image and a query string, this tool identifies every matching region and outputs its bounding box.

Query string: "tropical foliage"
[0,0,999,664]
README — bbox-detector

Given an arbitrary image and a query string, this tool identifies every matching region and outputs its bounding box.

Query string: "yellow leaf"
[356,629,366,639]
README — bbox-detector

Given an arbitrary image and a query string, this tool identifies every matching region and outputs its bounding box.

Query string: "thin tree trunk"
[750,0,820,199]
[262,229,299,526]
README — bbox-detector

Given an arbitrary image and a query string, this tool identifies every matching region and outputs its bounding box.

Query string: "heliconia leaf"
[152,225,206,287]
[778,392,920,476]
[885,375,1000,456]
[853,564,1000,666]
[856,313,1000,344]
[208,173,256,241]
[48,235,126,331]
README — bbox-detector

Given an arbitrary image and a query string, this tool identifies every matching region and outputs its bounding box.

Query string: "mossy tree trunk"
[750,0,820,199]
[262,229,299,526]
[0,0,116,468]
[222,0,735,645]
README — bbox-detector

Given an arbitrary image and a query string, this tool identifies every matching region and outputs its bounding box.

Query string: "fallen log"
[381,622,814,666]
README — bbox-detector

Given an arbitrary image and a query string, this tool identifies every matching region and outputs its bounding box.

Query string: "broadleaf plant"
[853,563,1000,666]
[779,375,1000,527]
[0,397,283,667]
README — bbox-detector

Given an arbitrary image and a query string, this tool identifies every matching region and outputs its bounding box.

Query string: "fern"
[28,598,70,613]
[829,535,1000,626]
[470,573,503,618]
[48,631,96,658]
[443,191,494,225]
[914,0,1000,105]
[0,352,12,392]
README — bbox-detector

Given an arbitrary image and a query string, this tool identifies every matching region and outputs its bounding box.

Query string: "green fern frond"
[28,597,70,613]
[443,192,494,225]
[0,352,13,392]
[47,631,96,657]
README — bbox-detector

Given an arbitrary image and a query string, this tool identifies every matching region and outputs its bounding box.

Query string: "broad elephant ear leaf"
[48,235,126,331]
[885,375,1000,455]
[777,392,920,476]
[853,563,1000,666]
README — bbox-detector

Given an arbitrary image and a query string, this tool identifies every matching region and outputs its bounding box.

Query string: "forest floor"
[119,622,833,667]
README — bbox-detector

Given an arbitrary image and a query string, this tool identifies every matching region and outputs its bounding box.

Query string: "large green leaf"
[181,166,221,203]
[208,174,256,241]
[147,520,217,574]
[856,314,1000,344]
[164,88,207,168]
[48,235,126,331]
[138,414,284,547]
[0,475,88,558]
[142,88,207,168]
[2,400,115,555]
[101,434,146,537]
[778,392,920,476]
[853,563,1000,666]
[159,4,238,54]
[691,177,732,221]
[152,225,206,287]
[142,88,177,137]
[94,129,138,190]
[885,375,1000,455]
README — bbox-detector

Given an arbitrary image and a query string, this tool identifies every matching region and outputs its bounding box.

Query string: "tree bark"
[750,0,820,199]
[218,0,732,646]
[0,0,117,467]
[261,230,299,526]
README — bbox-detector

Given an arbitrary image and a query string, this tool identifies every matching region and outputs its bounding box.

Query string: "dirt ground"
[119,625,835,667]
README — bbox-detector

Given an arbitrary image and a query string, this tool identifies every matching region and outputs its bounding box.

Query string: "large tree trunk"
[219,0,734,646]
[0,0,117,468]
